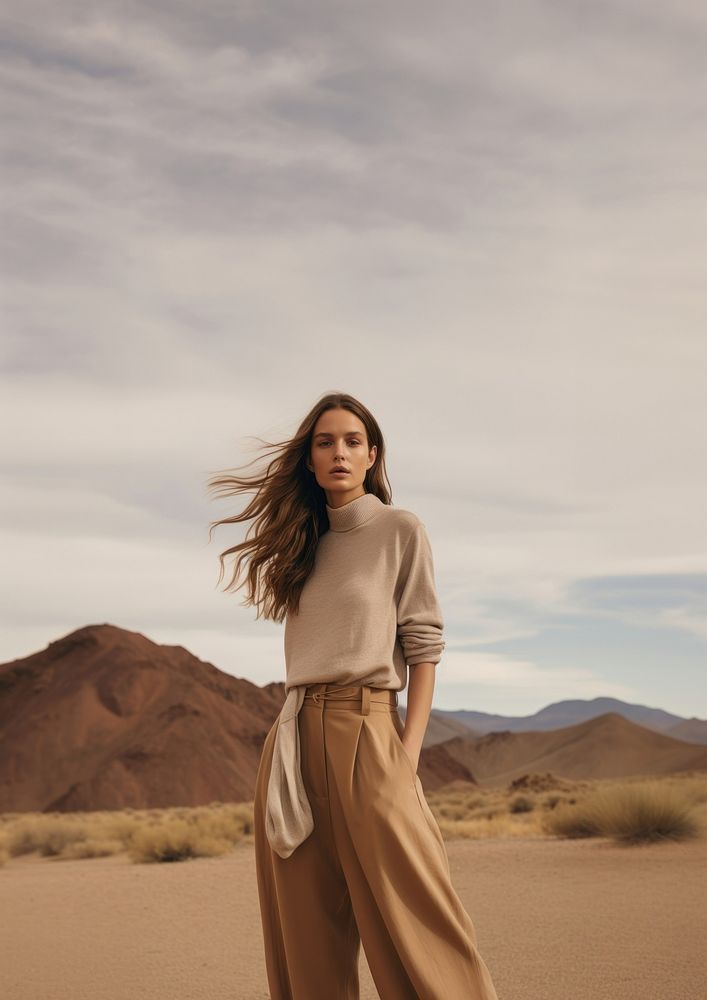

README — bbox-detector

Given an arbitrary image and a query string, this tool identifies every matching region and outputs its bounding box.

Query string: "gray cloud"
[1,0,706,712]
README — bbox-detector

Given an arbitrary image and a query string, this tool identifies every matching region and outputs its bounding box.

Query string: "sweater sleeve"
[396,522,446,666]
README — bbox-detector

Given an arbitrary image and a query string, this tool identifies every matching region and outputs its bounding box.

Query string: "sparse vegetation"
[542,776,706,844]
[424,772,587,840]
[0,801,255,865]
[0,772,705,864]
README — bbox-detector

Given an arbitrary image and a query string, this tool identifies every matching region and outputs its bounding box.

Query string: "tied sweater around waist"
[265,491,445,858]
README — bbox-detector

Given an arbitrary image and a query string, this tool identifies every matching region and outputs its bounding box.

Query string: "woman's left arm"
[401,661,436,772]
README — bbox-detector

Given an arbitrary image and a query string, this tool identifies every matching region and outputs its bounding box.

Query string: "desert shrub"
[5,818,45,857]
[62,838,125,860]
[599,783,702,844]
[127,818,233,863]
[437,803,471,821]
[96,815,141,849]
[6,816,88,857]
[544,782,703,844]
[543,803,604,838]
[509,795,534,814]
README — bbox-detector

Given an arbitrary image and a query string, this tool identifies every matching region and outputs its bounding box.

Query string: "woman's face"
[308,408,377,504]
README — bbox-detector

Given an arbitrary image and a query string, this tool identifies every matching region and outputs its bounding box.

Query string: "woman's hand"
[401,735,421,774]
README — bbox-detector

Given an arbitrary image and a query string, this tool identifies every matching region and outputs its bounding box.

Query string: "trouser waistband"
[302,682,398,715]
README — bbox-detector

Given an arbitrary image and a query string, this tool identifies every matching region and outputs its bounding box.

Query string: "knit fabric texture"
[265,490,446,858]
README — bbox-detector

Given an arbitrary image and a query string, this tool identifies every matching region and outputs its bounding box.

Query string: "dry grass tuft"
[542,777,705,844]
[128,819,233,863]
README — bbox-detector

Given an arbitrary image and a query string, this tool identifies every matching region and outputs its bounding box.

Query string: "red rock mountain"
[0,624,287,813]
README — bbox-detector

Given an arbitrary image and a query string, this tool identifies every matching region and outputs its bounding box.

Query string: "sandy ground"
[1,835,705,1000]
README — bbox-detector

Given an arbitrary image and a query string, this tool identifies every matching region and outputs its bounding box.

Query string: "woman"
[208,392,499,1000]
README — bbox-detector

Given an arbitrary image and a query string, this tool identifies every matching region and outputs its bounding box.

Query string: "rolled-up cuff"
[398,626,446,666]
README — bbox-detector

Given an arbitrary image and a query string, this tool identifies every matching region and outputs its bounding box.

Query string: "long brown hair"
[206,391,392,622]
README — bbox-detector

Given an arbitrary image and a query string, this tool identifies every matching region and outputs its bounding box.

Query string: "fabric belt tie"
[307,684,372,713]
[265,686,313,859]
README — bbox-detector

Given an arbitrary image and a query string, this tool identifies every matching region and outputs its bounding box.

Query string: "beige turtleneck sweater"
[265,491,445,858]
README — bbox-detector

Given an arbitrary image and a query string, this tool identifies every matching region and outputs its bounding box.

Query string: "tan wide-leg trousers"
[254,682,500,1000]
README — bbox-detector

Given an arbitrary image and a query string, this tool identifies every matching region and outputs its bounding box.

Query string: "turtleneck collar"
[325,491,385,532]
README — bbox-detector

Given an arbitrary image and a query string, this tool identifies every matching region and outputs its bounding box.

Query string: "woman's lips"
[331,470,349,475]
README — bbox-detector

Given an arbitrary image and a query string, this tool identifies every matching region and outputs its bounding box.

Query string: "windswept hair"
[206,391,392,623]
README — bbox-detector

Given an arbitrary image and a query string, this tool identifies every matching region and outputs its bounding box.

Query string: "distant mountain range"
[432,712,707,788]
[1,623,705,813]
[401,697,707,746]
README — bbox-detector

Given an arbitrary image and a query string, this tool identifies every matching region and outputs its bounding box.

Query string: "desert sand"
[1,834,705,1000]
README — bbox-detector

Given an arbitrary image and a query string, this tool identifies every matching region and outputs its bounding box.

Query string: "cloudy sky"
[2,1,706,718]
